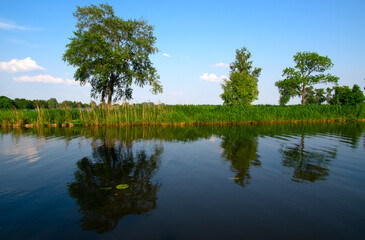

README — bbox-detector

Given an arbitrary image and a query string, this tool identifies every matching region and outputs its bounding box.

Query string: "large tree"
[275,51,338,105]
[63,4,162,108]
[220,47,261,106]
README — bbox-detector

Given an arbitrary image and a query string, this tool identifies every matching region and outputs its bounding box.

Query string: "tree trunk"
[107,74,115,109]
[101,88,106,109]
[301,83,306,106]
[107,86,113,109]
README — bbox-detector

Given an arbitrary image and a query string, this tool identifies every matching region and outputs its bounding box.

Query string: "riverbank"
[1,104,364,128]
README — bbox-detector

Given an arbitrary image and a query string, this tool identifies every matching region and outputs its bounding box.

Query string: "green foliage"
[328,84,365,105]
[220,47,261,106]
[0,96,15,109]
[275,51,339,105]
[33,99,48,109]
[1,104,364,127]
[63,3,162,108]
[14,98,34,109]
[304,87,326,105]
[47,98,59,109]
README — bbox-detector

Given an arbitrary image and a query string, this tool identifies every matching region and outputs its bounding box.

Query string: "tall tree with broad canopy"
[220,47,261,106]
[63,4,162,108]
[275,51,338,105]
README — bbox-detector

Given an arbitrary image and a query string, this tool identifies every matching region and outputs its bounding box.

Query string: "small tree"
[0,96,15,109]
[328,84,365,105]
[63,4,162,108]
[33,99,48,109]
[47,98,59,109]
[275,51,339,105]
[220,47,261,106]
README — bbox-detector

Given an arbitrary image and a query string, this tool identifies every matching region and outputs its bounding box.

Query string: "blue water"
[0,123,364,239]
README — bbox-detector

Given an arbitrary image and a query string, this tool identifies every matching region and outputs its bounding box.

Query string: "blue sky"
[0,0,364,105]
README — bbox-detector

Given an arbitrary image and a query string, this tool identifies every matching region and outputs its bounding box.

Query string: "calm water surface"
[0,123,364,239]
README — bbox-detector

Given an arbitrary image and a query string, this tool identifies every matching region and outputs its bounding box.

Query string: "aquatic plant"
[0,104,364,127]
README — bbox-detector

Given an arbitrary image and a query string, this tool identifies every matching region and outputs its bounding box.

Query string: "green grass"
[1,104,364,127]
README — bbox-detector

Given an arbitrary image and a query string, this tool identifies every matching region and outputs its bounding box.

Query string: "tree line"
[0,96,96,109]
[0,96,163,109]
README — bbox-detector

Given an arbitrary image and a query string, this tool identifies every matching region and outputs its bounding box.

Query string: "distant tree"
[304,87,326,105]
[351,84,365,104]
[61,100,74,108]
[71,101,78,108]
[328,84,365,105]
[63,3,162,108]
[33,99,48,109]
[275,51,339,105]
[220,47,261,106]
[47,98,59,109]
[14,98,34,109]
[0,96,15,109]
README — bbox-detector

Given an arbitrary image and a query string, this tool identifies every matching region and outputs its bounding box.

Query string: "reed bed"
[1,104,364,128]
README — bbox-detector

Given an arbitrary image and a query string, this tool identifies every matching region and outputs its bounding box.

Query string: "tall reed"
[1,104,364,127]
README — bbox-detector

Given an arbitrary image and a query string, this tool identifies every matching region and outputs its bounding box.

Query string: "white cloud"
[200,73,219,82]
[14,74,63,84]
[200,73,227,83]
[213,62,229,68]
[13,74,91,86]
[0,21,28,30]
[200,73,228,83]
[0,20,40,31]
[163,53,171,58]
[0,57,45,73]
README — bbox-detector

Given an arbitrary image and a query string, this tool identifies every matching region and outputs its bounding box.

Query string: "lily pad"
[116,184,129,190]
[100,187,112,190]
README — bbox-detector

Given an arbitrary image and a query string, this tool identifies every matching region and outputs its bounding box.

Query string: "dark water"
[0,123,364,240]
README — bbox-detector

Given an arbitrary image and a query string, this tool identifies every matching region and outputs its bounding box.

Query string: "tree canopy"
[0,96,15,109]
[275,51,339,105]
[327,84,365,105]
[220,47,261,106]
[63,3,162,108]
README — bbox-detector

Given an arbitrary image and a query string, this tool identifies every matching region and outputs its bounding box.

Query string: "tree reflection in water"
[220,128,261,187]
[68,139,162,233]
[279,134,336,183]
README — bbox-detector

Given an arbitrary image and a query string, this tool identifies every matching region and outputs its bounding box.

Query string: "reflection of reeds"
[1,104,364,127]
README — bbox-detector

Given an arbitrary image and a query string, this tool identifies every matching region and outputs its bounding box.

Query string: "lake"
[1,123,364,239]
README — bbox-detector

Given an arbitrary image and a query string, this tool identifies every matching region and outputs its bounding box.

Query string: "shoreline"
[1,104,364,128]
[2,118,365,129]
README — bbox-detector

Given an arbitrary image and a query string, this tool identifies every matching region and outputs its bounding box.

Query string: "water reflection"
[279,134,336,183]
[67,139,162,233]
[220,128,260,187]
[1,122,364,190]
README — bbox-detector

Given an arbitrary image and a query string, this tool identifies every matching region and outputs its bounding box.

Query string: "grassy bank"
[1,104,364,127]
